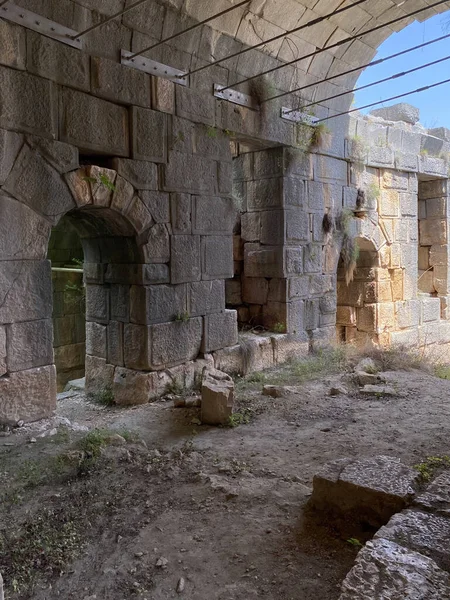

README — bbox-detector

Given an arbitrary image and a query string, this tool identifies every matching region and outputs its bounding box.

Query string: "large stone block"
[60,88,129,156]
[309,456,420,527]
[0,195,51,260]
[124,195,153,235]
[130,284,187,324]
[27,31,90,91]
[171,235,201,284]
[201,236,233,280]
[85,355,114,394]
[110,284,130,322]
[0,365,56,423]
[170,193,192,233]
[113,367,152,406]
[415,471,450,517]
[86,322,107,358]
[111,158,158,190]
[4,144,75,224]
[244,245,284,278]
[7,319,53,372]
[314,155,348,184]
[0,128,22,185]
[27,136,79,175]
[85,285,109,323]
[176,85,215,126]
[0,325,6,376]
[0,67,57,138]
[201,368,234,425]
[0,260,52,324]
[151,318,203,367]
[91,56,150,107]
[54,342,85,371]
[241,212,261,242]
[123,323,151,370]
[339,538,450,600]
[241,276,269,304]
[107,321,124,366]
[188,280,224,316]
[370,103,420,124]
[163,152,217,193]
[130,107,166,163]
[193,196,235,234]
[202,310,238,353]
[375,510,450,572]
[152,76,175,114]
[0,19,25,70]
[247,178,283,211]
[141,224,170,263]
[140,191,170,223]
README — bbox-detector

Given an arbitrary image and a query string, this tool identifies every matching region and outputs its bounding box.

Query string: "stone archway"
[0,142,237,423]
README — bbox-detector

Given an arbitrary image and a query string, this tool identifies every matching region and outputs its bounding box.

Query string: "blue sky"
[354,11,450,128]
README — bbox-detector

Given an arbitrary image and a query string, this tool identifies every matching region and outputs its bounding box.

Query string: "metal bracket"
[214,84,259,111]
[281,107,319,125]
[0,1,82,49]
[121,50,188,86]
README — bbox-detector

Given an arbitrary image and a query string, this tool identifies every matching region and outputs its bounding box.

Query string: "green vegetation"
[413,455,450,482]
[88,386,115,406]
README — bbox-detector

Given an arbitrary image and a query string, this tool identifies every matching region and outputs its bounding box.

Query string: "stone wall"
[1,0,450,422]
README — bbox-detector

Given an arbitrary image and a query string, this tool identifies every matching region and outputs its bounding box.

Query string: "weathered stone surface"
[113,367,152,405]
[244,246,284,278]
[110,175,134,213]
[0,67,57,138]
[60,88,129,156]
[111,158,157,191]
[91,56,150,107]
[130,284,186,325]
[0,260,52,323]
[0,365,56,423]
[171,235,201,284]
[130,107,167,162]
[414,471,450,517]
[141,224,170,263]
[27,31,90,91]
[27,136,79,174]
[85,285,109,323]
[7,319,53,372]
[370,103,420,124]
[151,318,203,367]
[143,264,170,284]
[140,191,170,223]
[152,76,175,114]
[124,195,153,234]
[4,144,76,223]
[202,310,238,353]
[176,85,215,126]
[85,355,114,395]
[189,280,224,316]
[309,456,420,526]
[0,195,51,260]
[86,322,107,358]
[163,152,217,193]
[0,19,25,70]
[361,384,397,396]
[193,196,235,234]
[262,385,294,398]
[0,128,23,185]
[107,321,124,366]
[0,325,6,377]
[201,236,233,280]
[123,323,151,370]
[171,193,192,233]
[375,510,450,571]
[339,538,450,600]
[201,368,234,425]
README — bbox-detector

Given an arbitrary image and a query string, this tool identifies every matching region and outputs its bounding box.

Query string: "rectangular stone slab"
[339,538,450,600]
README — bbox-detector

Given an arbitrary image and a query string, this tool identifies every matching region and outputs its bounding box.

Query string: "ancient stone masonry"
[0,0,449,422]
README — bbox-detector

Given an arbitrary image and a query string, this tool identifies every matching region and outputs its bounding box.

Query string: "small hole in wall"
[79,154,115,169]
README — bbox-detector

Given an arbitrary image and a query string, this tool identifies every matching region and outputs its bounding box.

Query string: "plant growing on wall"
[336,208,359,285]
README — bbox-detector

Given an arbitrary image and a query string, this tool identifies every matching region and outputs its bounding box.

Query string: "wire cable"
[264,31,450,107]
[180,0,369,78]
[316,76,450,123]
[128,0,251,60]
[284,53,450,115]
[218,0,449,92]
[71,0,152,40]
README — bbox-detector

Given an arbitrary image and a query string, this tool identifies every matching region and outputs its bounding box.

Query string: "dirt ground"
[2,350,450,600]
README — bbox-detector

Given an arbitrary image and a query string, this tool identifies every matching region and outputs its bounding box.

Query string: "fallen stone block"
[354,371,380,386]
[354,357,378,374]
[369,103,420,124]
[329,384,348,396]
[414,471,450,517]
[339,538,450,600]
[308,456,420,527]
[201,368,234,426]
[361,384,396,396]
[375,509,450,571]
[64,377,85,392]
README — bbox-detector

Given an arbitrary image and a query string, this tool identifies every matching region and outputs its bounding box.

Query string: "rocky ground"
[1,349,450,600]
